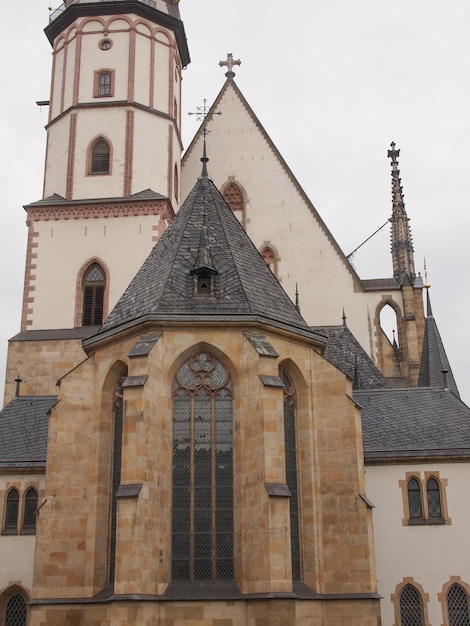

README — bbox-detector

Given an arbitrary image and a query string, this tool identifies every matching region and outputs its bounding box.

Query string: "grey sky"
[1,1,468,401]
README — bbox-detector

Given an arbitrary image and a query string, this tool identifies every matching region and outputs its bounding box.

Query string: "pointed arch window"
[82,262,105,326]
[3,488,19,535]
[399,583,424,626]
[4,592,27,626]
[90,137,110,174]
[260,244,279,276]
[426,477,442,519]
[22,488,38,534]
[109,373,126,584]
[280,367,301,582]
[172,351,233,582]
[447,583,470,626]
[221,181,245,226]
[407,477,423,520]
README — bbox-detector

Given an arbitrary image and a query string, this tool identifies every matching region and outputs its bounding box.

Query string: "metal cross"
[219,53,241,77]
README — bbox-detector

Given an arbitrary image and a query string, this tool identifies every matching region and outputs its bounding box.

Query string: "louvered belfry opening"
[82,263,105,326]
[91,137,110,174]
[171,352,234,583]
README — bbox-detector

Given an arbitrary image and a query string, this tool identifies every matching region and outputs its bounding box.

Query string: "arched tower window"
[89,137,111,174]
[109,372,126,584]
[426,477,442,519]
[399,583,424,626]
[260,244,280,276]
[3,488,19,534]
[82,262,105,326]
[447,583,470,626]
[4,591,27,626]
[221,181,245,226]
[172,351,233,582]
[22,488,38,533]
[280,367,301,582]
[407,477,423,520]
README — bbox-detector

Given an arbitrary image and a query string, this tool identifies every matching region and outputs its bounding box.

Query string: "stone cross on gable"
[219,53,241,77]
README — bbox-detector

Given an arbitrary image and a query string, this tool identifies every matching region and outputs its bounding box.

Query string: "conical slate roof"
[95,171,318,341]
[418,291,459,397]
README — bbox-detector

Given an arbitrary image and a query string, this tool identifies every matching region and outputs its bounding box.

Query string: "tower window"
[90,137,111,174]
[82,263,105,326]
[172,351,233,582]
[99,39,112,50]
[3,488,19,534]
[94,70,115,98]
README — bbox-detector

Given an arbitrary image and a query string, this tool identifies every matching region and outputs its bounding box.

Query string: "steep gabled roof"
[92,169,322,343]
[312,325,387,390]
[356,387,470,462]
[182,78,364,291]
[418,291,459,397]
[0,396,58,469]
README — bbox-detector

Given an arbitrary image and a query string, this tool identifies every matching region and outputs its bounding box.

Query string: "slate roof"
[356,387,470,462]
[418,292,459,397]
[25,188,167,208]
[311,325,388,390]
[0,396,58,469]
[92,169,322,344]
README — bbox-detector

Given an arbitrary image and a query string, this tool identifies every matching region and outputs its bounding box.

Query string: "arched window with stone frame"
[446,583,470,626]
[88,136,111,175]
[82,262,106,326]
[399,583,425,626]
[407,477,424,521]
[260,243,280,276]
[22,487,38,534]
[171,351,234,583]
[221,180,246,227]
[426,476,443,520]
[2,588,27,626]
[2,488,19,535]
[280,366,301,582]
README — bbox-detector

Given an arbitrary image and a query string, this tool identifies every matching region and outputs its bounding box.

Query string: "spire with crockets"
[388,142,416,286]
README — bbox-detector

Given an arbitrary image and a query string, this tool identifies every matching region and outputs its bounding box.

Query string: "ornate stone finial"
[219,53,241,78]
[388,142,416,286]
[342,308,347,326]
[295,283,301,314]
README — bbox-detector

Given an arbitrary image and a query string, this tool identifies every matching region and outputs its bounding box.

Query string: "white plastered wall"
[365,462,470,626]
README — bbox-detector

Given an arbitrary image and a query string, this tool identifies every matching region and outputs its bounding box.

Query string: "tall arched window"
[426,477,443,519]
[407,477,423,520]
[4,592,27,626]
[82,263,105,326]
[280,367,301,582]
[399,583,424,626]
[90,137,110,174]
[221,181,245,226]
[172,351,233,582]
[447,583,470,626]
[109,373,126,584]
[22,488,38,533]
[3,488,19,534]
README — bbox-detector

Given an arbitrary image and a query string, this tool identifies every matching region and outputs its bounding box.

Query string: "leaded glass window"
[407,478,423,519]
[281,367,301,582]
[98,72,111,96]
[82,263,105,326]
[22,488,38,532]
[399,584,424,626]
[426,477,442,519]
[447,583,470,626]
[90,137,110,174]
[4,592,27,626]
[172,351,233,582]
[109,374,126,584]
[3,489,19,533]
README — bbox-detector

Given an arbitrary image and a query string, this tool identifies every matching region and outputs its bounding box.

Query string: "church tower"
[4,0,189,402]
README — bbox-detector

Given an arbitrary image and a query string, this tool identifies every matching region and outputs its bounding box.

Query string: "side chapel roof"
[0,396,58,469]
[91,166,323,344]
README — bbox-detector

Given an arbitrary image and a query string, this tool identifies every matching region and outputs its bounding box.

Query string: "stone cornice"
[25,199,173,223]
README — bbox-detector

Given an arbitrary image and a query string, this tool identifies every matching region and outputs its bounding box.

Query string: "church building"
[1,1,469,625]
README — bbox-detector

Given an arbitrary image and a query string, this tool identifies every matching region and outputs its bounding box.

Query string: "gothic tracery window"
[222,181,245,225]
[407,477,423,520]
[426,476,443,519]
[22,488,38,533]
[281,367,301,582]
[172,351,233,582]
[3,488,19,534]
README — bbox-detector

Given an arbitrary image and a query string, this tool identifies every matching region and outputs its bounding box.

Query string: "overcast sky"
[1,1,469,402]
